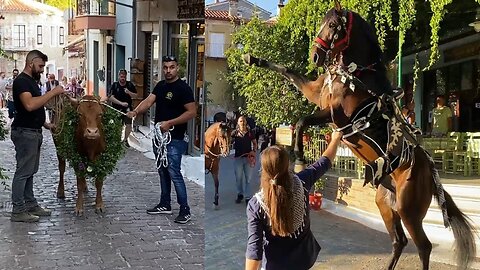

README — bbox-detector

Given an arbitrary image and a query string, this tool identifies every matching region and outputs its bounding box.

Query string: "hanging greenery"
[55,104,126,180]
[413,54,420,92]
[426,0,454,69]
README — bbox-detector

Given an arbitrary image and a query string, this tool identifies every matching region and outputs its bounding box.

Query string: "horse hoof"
[95,207,105,214]
[56,193,65,199]
[243,54,255,66]
[213,203,219,210]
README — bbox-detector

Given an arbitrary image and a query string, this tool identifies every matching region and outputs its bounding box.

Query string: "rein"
[205,133,230,173]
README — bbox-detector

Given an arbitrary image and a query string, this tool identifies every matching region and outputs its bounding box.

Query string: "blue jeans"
[153,139,190,214]
[234,157,253,199]
[11,127,43,213]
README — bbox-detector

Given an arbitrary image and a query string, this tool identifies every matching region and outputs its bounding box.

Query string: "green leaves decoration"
[55,103,125,181]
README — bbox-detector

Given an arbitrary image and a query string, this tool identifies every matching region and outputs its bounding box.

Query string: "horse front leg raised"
[243,54,324,107]
[294,109,331,164]
[95,178,104,213]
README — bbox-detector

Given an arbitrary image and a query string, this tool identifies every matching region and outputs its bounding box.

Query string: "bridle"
[205,124,230,173]
[313,10,353,67]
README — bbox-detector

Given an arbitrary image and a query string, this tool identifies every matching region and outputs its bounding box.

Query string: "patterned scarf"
[254,174,308,238]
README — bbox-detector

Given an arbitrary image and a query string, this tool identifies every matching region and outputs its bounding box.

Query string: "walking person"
[5,68,19,126]
[0,72,6,109]
[245,131,343,270]
[232,115,258,204]
[108,69,137,147]
[126,55,196,224]
[10,50,66,222]
[45,73,59,93]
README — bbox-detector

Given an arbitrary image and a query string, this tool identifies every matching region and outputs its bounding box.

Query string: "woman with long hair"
[232,115,258,204]
[245,131,343,270]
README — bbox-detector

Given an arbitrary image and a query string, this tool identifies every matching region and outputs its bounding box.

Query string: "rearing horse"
[243,1,476,269]
[205,122,231,209]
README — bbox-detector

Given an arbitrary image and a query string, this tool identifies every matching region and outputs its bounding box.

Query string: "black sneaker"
[174,213,191,224]
[124,140,130,148]
[245,197,251,206]
[235,194,244,204]
[146,204,172,215]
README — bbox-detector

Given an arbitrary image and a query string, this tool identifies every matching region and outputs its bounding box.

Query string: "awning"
[63,35,86,55]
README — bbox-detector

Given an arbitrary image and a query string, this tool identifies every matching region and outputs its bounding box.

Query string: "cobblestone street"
[205,153,464,270]
[0,126,204,270]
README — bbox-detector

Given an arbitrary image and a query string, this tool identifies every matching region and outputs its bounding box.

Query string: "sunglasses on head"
[162,56,177,62]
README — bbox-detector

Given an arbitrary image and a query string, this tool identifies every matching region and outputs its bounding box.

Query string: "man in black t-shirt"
[127,56,196,224]
[108,69,137,146]
[10,50,66,222]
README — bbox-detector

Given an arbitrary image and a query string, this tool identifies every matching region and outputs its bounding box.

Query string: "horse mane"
[348,11,393,96]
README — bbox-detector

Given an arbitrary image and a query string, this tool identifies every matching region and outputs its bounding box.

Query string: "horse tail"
[426,148,476,268]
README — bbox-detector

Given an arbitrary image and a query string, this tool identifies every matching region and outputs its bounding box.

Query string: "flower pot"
[309,192,323,210]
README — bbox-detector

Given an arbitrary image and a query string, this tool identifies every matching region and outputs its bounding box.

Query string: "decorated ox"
[51,95,123,216]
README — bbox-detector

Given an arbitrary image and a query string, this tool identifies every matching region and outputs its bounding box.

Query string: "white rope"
[153,122,174,169]
[101,102,128,116]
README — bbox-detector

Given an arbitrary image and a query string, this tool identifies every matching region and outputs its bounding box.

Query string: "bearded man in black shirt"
[10,50,66,222]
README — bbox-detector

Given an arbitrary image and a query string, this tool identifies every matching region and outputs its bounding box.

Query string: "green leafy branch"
[55,103,126,180]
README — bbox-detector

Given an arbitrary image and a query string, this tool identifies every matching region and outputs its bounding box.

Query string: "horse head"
[311,1,353,67]
[217,122,232,157]
[311,2,392,96]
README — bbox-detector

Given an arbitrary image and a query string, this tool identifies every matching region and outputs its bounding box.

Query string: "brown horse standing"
[205,122,231,209]
[243,1,476,269]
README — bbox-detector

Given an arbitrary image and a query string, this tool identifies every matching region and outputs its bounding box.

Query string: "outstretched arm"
[297,131,343,190]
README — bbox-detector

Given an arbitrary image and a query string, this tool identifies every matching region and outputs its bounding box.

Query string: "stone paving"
[0,121,204,270]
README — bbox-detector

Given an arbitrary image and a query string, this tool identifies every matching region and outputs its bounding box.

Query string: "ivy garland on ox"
[55,104,125,180]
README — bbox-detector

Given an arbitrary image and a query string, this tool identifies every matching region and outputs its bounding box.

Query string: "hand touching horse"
[243,1,476,269]
[205,122,232,209]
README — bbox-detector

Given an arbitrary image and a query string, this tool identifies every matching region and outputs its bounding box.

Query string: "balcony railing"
[76,0,115,16]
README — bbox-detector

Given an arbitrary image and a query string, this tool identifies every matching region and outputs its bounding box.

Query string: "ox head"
[72,95,105,141]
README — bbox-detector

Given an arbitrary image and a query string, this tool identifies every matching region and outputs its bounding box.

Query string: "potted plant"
[309,177,327,210]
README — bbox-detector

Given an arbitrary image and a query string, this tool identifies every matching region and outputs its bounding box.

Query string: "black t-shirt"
[151,79,195,140]
[232,129,255,157]
[108,81,137,112]
[12,72,46,129]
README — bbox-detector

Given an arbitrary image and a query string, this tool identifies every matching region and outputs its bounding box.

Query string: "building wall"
[205,58,229,118]
[205,19,237,117]
[207,0,271,20]
[86,29,108,98]
[402,33,480,131]
[0,11,67,81]
[115,0,134,76]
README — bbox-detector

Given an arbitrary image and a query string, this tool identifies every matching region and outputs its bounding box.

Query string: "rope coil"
[153,122,174,169]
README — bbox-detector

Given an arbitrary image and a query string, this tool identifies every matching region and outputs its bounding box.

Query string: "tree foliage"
[225,0,479,127]
[45,0,73,10]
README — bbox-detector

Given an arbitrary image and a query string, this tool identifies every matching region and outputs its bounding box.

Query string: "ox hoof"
[74,209,84,216]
